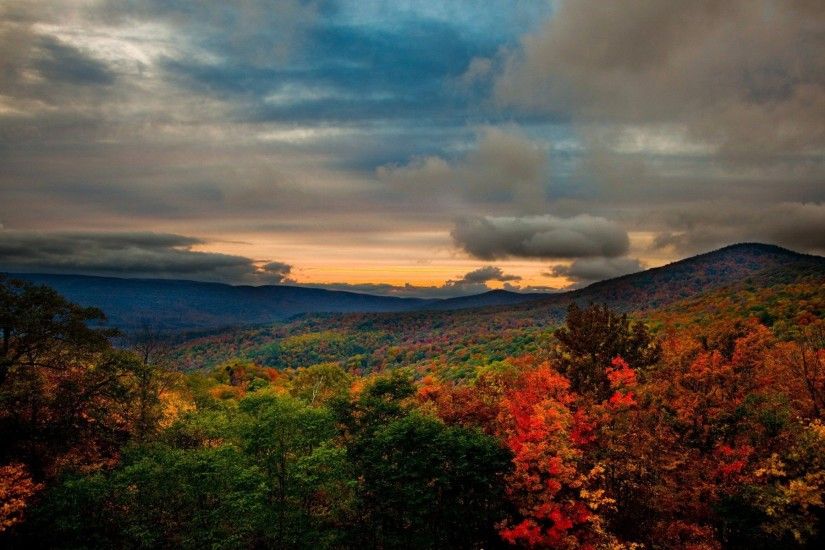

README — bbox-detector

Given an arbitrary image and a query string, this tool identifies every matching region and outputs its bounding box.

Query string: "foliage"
[3,271,825,548]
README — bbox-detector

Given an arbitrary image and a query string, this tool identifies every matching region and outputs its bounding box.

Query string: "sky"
[0,0,823,298]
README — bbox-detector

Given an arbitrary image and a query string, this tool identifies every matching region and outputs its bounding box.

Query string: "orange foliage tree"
[495,357,614,548]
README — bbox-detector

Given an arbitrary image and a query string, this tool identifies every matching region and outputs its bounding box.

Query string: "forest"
[1,272,824,549]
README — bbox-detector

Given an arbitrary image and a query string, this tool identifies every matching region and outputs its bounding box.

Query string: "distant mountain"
[518,242,825,320]
[7,243,823,334]
[4,274,432,332]
[427,289,548,310]
[4,273,550,333]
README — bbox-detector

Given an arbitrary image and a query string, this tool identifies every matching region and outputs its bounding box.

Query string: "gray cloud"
[495,0,825,158]
[0,230,292,284]
[451,265,521,284]
[1,0,822,283]
[452,214,629,260]
[260,261,293,282]
[0,4,116,110]
[377,127,549,212]
[0,229,541,297]
[547,257,643,287]
[652,201,825,255]
[441,265,523,295]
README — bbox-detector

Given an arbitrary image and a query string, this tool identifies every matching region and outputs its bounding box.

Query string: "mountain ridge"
[6,242,823,333]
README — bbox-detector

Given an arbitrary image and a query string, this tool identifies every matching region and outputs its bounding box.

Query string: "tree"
[356,413,511,549]
[290,362,352,406]
[774,321,825,418]
[553,303,659,400]
[28,444,269,549]
[496,361,612,548]
[237,393,343,546]
[0,279,161,480]
[129,323,178,442]
[0,276,113,387]
[0,463,41,534]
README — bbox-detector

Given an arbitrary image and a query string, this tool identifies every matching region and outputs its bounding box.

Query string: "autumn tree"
[0,463,41,534]
[496,359,614,548]
[774,321,825,418]
[0,279,159,481]
[289,362,352,406]
[128,323,179,442]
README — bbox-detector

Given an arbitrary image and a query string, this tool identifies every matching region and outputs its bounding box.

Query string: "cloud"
[451,214,629,260]
[0,230,292,284]
[0,229,540,297]
[1,0,822,283]
[0,229,533,297]
[377,126,549,211]
[260,261,293,283]
[652,201,825,255]
[547,257,643,287]
[157,17,496,127]
[441,265,523,295]
[296,265,533,299]
[451,265,521,284]
[0,4,116,109]
[96,0,324,66]
[0,2,547,243]
[458,56,493,87]
[495,0,825,158]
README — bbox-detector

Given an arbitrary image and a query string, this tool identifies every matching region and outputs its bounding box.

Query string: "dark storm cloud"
[547,257,643,287]
[0,231,292,284]
[452,215,629,260]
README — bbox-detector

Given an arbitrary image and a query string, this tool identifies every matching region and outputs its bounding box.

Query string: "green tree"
[237,393,348,547]
[0,276,113,387]
[29,444,268,549]
[356,413,511,549]
[553,303,660,399]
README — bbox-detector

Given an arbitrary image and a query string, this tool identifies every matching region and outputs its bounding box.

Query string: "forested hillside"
[171,244,825,371]
[1,244,824,549]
